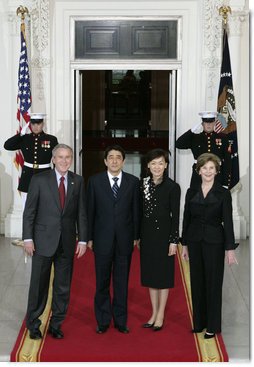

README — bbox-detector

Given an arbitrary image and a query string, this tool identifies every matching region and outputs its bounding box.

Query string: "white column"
[4,11,24,238]
[227,10,249,239]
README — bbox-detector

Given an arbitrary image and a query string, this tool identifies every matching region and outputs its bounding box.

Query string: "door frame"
[72,65,181,180]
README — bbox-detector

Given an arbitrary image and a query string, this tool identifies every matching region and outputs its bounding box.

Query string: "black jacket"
[86,171,140,256]
[182,181,235,250]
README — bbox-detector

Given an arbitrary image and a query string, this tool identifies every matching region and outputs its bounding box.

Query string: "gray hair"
[52,144,73,157]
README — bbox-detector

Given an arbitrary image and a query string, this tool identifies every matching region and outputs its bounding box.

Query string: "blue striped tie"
[112,177,119,198]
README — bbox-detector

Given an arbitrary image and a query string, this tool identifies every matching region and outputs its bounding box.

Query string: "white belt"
[24,162,51,169]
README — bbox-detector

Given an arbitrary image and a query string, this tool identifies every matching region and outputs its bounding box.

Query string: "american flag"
[217,28,239,190]
[14,22,32,174]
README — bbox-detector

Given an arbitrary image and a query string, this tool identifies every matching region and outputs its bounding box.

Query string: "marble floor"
[0,235,250,364]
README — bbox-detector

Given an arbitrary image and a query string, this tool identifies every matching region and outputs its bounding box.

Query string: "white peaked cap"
[198,111,218,119]
[30,113,46,120]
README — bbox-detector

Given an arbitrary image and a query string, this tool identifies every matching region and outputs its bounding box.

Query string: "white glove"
[191,122,203,134]
[20,122,30,136]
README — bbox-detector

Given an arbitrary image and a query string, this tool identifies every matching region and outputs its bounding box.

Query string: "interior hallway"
[0,235,250,363]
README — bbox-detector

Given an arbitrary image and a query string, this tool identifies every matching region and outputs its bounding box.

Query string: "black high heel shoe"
[142,322,154,328]
[153,324,163,331]
[204,332,215,339]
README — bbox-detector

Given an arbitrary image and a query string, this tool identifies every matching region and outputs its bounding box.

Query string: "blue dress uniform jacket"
[4,132,58,192]
[176,129,231,188]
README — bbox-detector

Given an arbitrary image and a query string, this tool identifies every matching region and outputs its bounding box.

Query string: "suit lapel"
[64,171,75,212]
[116,171,128,201]
[47,170,62,211]
[102,171,115,200]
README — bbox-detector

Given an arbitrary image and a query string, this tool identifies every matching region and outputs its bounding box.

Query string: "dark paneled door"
[73,70,177,184]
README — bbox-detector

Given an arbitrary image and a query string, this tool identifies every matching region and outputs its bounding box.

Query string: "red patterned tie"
[59,176,65,209]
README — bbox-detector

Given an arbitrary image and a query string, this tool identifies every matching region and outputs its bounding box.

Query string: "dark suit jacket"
[182,181,235,250]
[23,169,87,257]
[86,171,140,256]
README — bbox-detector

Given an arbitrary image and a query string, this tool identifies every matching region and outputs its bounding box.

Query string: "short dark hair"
[104,145,125,160]
[196,153,221,173]
[145,149,170,179]
[146,148,170,164]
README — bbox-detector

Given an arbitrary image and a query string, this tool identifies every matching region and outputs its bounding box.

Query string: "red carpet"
[11,246,228,362]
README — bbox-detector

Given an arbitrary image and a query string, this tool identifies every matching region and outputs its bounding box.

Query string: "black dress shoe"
[96,325,109,334]
[204,332,215,339]
[48,325,64,339]
[29,328,42,340]
[153,324,163,331]
[115,325,129,334]
[192,328,204,333]
[142,322,154,328]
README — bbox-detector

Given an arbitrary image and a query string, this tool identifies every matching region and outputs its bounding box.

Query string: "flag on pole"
[217,28,240,190]
[14,21,32,178]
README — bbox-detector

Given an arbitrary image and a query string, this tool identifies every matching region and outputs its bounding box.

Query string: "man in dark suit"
[86,145,140,334]
[23,143,87,340]
[176,111,231,188]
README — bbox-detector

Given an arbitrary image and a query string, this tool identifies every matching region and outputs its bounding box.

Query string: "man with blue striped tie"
[86,145,140,335]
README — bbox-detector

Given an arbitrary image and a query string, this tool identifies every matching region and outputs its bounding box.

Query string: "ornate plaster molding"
[31,57,50,67]
[203,0,223,53]
[207,71,217,101]
[203,56,220,69]
[35,70,46,101]
[30,0,50,61]
[228,10,249,37]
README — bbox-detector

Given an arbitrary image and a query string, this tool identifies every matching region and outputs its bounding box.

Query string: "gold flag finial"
[219,6,231,27]
[16,5,29,21]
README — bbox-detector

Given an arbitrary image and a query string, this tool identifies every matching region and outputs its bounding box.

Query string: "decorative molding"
[207,71,217,101]
[228,11,249,37]
[31,0,50,55]
[203,56,220,69]
[31,57,50,67]
[203,0,223,53]
[35,71,46,100]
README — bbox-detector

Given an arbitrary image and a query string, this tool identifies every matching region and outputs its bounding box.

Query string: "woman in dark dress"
[140,149,181,331]
[181,153,238,339]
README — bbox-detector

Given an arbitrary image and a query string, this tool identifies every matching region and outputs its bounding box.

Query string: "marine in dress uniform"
[176,112,231,188]
[4,113,58,194]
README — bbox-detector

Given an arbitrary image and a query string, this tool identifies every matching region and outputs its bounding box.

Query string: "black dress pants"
[94,245,132,327]
[26,244,73,331]
[188,240,225,333]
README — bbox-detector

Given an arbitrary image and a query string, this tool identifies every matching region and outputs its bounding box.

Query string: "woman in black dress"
[181,153,238,339]
[140,149,181,331]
